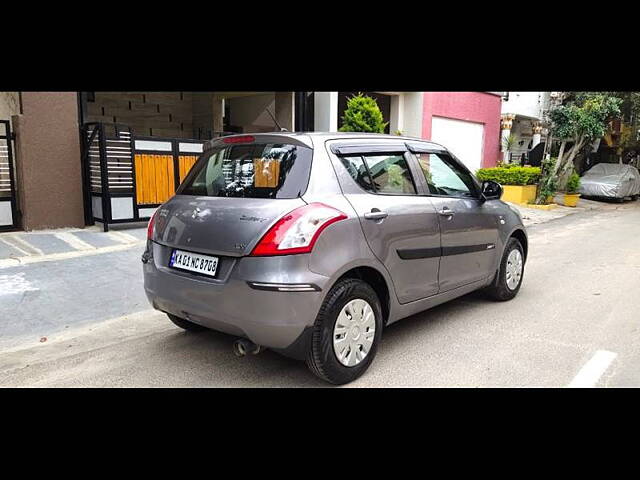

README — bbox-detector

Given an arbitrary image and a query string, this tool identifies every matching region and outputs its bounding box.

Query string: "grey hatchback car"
[143,132,527,384]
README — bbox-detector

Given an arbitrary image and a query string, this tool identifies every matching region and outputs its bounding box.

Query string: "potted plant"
[563,172,581,207]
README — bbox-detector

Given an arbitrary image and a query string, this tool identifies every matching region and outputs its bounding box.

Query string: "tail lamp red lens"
[250,203,347,256]
[147,210,158,240]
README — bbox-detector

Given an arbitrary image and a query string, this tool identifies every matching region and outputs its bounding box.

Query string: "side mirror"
[481,180,503,201]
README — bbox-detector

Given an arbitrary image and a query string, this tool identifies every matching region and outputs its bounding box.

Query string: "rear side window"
[178,143,312,199]
[340,154,417,195]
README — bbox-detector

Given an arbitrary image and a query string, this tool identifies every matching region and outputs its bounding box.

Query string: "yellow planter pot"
[563,193,580,207]
[501,185,537,205]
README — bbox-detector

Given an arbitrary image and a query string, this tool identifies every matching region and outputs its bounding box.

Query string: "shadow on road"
[134,290,491,388]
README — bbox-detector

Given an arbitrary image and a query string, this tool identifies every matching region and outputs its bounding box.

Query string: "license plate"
[169,249,219,277]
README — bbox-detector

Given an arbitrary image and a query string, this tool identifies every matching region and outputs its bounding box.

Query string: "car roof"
[205,131,447,152]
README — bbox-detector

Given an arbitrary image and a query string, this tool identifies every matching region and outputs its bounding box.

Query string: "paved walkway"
[0,225,147,268]
[509,196,625,227]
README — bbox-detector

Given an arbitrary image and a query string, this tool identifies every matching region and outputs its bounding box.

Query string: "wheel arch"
[335,266,391,326]
[509,228,528,261]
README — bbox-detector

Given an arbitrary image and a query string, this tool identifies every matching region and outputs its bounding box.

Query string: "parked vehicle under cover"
[142,132,528,384]
[579,163,640,201]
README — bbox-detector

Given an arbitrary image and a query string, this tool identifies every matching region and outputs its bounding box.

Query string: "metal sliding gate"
[0,120,18,231]
[81,122,205,231]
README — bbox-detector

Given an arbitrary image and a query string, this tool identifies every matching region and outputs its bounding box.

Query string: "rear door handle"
[438,207,455,217]
[364,210,388,220]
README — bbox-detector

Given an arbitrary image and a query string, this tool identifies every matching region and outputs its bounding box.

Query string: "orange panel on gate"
[178,155,198,183]
[135,154,175,205]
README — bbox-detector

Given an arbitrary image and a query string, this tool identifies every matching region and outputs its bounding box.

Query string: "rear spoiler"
[329,141,448,156]
[203,133,314,151]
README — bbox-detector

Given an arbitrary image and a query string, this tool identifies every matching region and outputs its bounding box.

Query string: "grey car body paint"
[143,132,527,351]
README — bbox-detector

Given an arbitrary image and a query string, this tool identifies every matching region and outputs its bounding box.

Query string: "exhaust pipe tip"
[233,338,262,357]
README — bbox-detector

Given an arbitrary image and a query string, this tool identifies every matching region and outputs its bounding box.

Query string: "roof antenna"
[266,108,287,132]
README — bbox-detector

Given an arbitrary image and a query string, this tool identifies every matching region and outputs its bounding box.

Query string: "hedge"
[476,166,541,186]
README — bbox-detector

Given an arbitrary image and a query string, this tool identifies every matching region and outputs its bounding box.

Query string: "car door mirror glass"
[481,180,503,200]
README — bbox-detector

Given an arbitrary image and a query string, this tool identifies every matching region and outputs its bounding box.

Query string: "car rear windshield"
[177,142,312,199]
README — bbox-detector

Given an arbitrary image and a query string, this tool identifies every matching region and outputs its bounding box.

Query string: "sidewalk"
[509,196,619,227]
[0,225,147,267]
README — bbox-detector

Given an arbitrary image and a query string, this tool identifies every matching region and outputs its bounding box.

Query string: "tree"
[339,93,388,133]
[602,92,640,165]
[548,93,622,183]
[535,156,558,204]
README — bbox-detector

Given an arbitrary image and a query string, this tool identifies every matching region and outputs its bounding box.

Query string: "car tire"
[484,237,525,302]
[167,313,207,332]
[306,278,383,385]
[631,194,639,201]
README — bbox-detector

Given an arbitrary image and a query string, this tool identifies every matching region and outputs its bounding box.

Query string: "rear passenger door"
[329,142,441,304]
[409,146,499,292]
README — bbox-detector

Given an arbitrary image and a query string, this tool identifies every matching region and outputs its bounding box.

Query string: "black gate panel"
[0,120,18,231]
[81,122,205,232]
[82,122,136,232]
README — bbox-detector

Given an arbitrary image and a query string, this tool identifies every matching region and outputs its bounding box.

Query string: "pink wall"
[422,92,502,168]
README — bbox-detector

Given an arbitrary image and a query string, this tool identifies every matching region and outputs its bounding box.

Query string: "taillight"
[250,203,347,256]
[147,210,158,240]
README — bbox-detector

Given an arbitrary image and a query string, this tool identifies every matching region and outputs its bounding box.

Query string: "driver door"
[411,149,499,292]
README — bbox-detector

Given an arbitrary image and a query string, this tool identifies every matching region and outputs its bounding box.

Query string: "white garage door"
[431,117,485,173]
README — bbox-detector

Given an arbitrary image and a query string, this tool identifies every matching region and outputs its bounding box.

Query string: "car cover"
[579,163,640,199]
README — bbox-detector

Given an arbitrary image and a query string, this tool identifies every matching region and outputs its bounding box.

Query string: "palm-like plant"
[502,134,517,158]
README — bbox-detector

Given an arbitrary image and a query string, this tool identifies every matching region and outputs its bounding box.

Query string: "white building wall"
[401,92,423,138]
[501,92,550,120]
[390,95,404,134]
[314,92,339,132]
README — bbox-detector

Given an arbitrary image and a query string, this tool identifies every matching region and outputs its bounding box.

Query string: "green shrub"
[566,172,581,194]
[476,166,541,186]
[339,93,388,133]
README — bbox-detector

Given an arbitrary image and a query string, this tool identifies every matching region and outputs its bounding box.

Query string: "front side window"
[340,153,417,195]
[178,143,312,199]
[415,153,476,197]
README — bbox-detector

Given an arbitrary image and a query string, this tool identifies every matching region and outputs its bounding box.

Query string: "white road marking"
[0,273,39,296]
[568,350,617,388]
[107,231,139,244]
[1,235,43,256]
[0,237,32,256]
[0,241,145,269]
[54,232,95,251]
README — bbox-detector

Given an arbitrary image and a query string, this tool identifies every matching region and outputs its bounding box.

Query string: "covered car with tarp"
[579,163,640,200]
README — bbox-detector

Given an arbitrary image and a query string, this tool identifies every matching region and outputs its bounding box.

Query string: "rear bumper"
[143,241,329,349]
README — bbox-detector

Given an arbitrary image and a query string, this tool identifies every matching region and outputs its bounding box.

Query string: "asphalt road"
[1,202,639,387]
